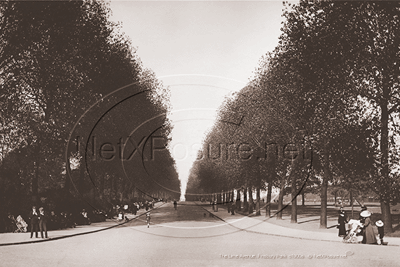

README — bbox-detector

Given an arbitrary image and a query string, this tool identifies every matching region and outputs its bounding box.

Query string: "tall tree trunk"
[290,159,298,223]
[381,201,392,233]
[243,187,248,212]
[266,162,276,218]
[256,187,261,216]
[291,174,297,223]
[277,176,285,220]
[64,158,71,193]
[291,195,297,223]
[216,193,219,211]
[266,182,272,218]
[349,190,353,206]
[380,95,393,233]
[32,160,39,204]
[320,146,330,229]
[350,190,354,219]
[236,189,241,211]
[302,192,305,206]
[248,187,253,214]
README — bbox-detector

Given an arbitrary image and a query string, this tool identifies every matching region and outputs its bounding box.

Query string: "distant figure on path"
[173,200,177,210]
[29,206,39,238]
[146,211,151,228]
[81,209,91,225]
[132,203,138,215]
[337,207,348,238]
[39,207,48,238]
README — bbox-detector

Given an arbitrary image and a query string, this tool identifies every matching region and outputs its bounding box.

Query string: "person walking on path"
[132,203,138,215]
[231,202,235,215]
[146,211,151,228]
[39,207,48,238]
[173,200,177,210]
[29,206,39,238]
[337,207,348,238]
[360,210,377,244]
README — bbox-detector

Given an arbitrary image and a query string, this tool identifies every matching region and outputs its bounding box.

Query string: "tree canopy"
[187,0,400,232]
[0,1,179,217]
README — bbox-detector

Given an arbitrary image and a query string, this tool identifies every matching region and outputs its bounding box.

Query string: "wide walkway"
[196,201,400,246]
[1,201,399,267]
[1,201,399,247]
[0,202,164,246]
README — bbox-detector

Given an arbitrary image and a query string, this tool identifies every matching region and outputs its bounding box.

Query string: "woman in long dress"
[338,208,348,237]
[360,210,377,244]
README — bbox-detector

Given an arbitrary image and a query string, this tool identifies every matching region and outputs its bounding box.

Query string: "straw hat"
[376,220,384,227]
[360,210,371,217]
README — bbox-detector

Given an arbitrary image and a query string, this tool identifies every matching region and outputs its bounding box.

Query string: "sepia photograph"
[0,0,399,266]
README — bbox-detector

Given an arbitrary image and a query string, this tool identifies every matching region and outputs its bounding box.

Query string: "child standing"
[376,220,384,245]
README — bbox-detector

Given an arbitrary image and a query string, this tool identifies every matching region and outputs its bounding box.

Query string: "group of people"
[338,205,385,245]
[4,200,161,235]
[111,201,155,221]
[113,200,158,227]
[28,206,98,238]
[29,206,48,238]
[129,201,154,214]
[4,205,109,238]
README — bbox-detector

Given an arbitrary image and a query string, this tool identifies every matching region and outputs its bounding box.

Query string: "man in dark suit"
[39,207,48,238]
[29,206,39,238]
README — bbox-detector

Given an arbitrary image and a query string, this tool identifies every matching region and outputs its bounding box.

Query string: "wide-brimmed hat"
[360,210,371,217]
[376,220,384,227]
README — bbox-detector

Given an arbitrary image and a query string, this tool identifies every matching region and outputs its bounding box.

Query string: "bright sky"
[109,1,287,199]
